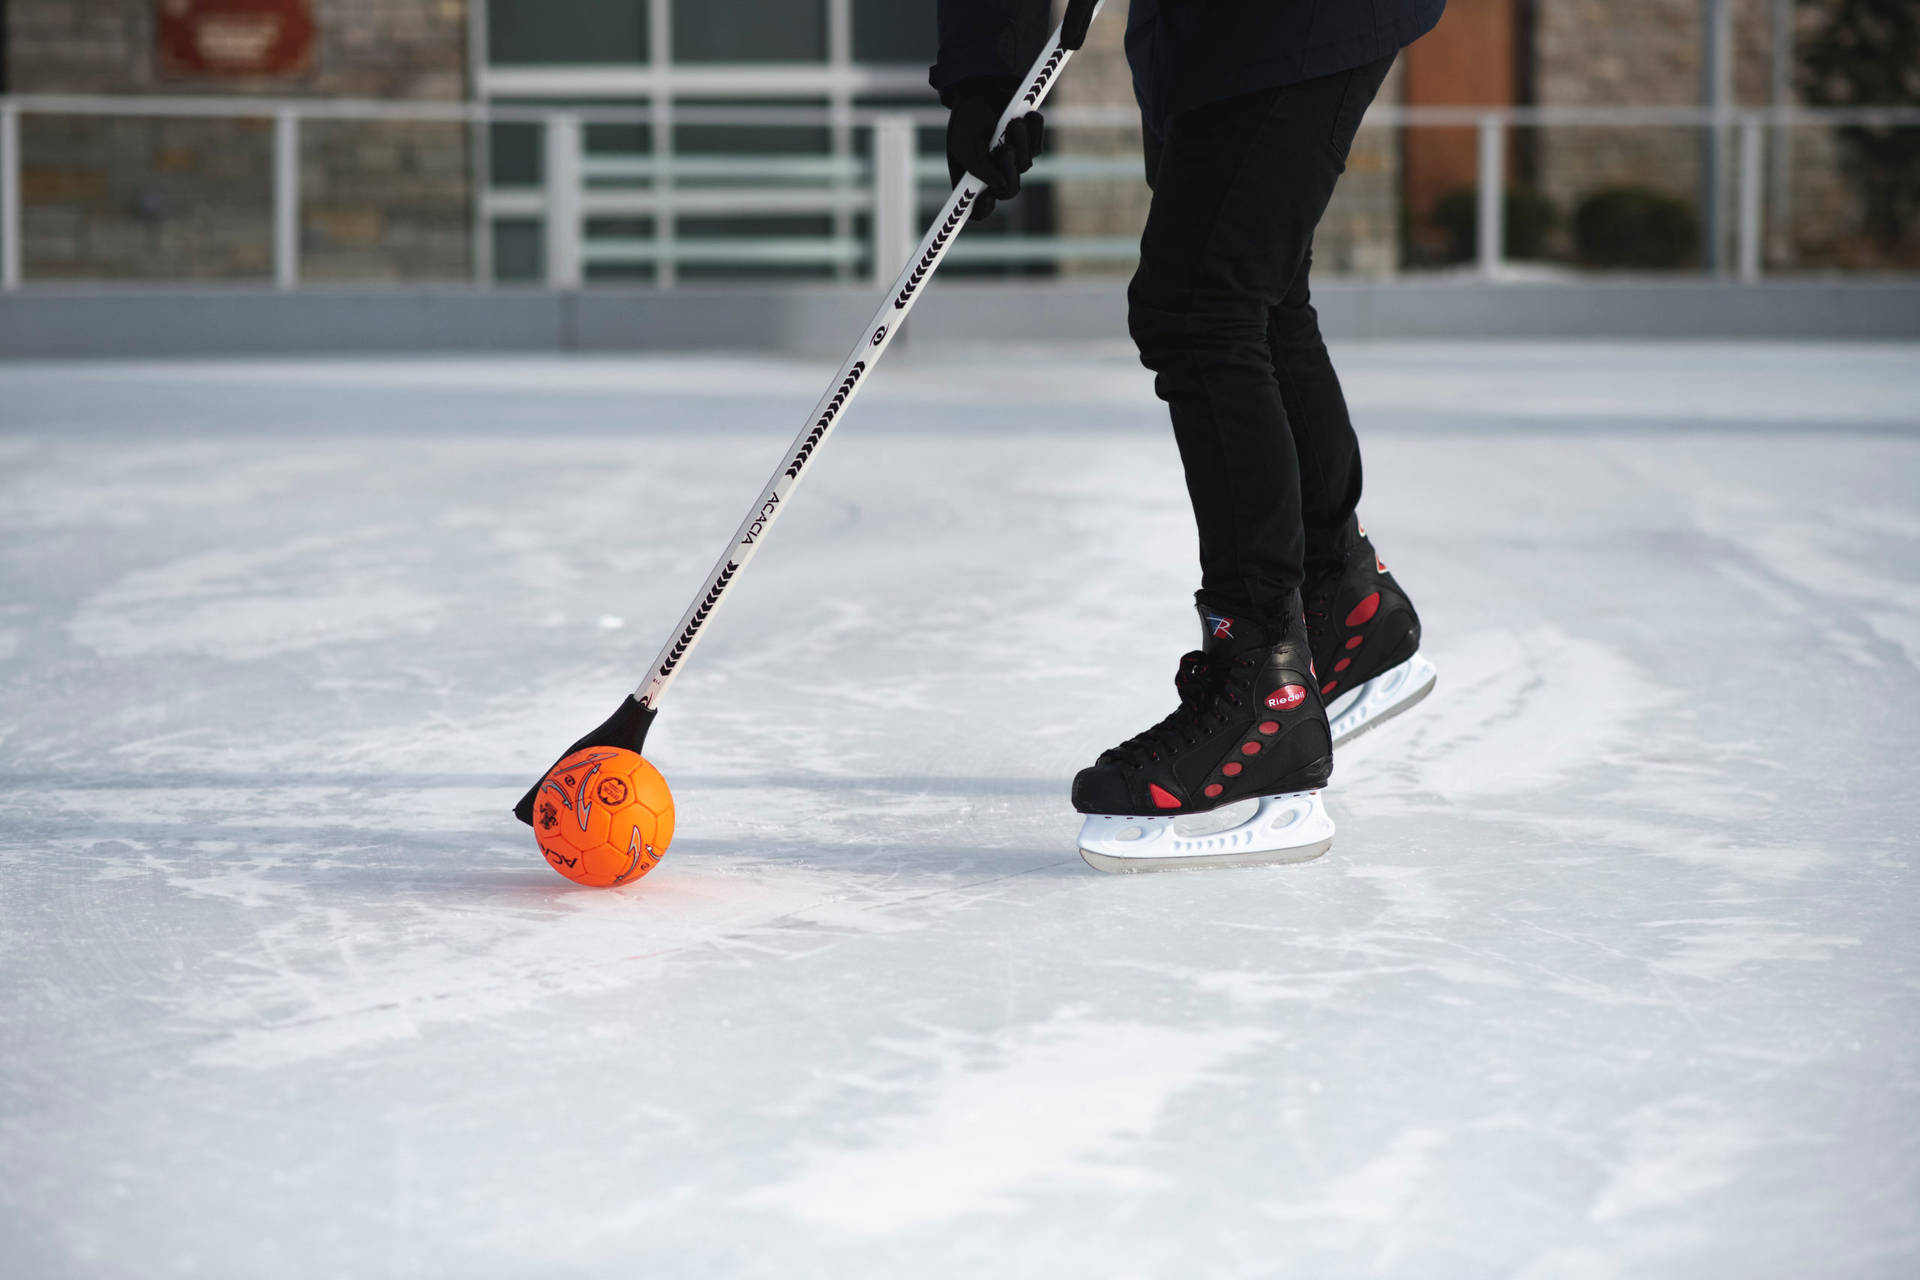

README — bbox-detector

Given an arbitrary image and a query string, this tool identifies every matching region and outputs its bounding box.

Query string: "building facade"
[0,0,1904,283]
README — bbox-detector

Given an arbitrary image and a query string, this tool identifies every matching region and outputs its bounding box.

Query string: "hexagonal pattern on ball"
[532,747,674,887]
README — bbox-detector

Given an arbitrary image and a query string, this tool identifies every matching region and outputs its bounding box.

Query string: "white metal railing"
[1,102,19,290]
[1,94,1918,292]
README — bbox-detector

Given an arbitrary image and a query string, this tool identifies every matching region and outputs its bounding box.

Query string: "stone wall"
[1534,0,1876,268]
[20,114,276,280]
[1535,0,1752,251]
[7,0,474,283]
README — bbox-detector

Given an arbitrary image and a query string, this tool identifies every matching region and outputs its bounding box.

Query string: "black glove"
[1061,0,1099,50]
[944,77,1044,223]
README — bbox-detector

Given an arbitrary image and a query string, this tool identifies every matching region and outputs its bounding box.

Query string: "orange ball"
[530,747,675,887]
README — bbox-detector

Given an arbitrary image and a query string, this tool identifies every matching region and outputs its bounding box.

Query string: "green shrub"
[1572,185,1699,270]
[1429,187,1559,262]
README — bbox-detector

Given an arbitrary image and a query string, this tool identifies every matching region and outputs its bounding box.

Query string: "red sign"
[157,0,316,79]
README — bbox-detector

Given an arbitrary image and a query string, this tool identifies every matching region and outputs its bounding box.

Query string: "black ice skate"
[1073,600,1335,873]
[1304,517,1437,748]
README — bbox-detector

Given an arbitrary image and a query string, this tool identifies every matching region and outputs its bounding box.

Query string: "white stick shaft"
[633,11,1099,710]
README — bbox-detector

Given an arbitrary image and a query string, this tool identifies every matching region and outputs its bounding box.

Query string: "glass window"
[490,0,649,66]
[675,99,830,157]
[492,221,544,281]
[489,121,543,186]
[672,0,826,63]
[853,0,937,62]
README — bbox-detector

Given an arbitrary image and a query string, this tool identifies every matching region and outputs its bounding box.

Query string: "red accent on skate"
[1376,556,1388,573]
[1241,741,1262,756]
[1149,783,1182,810]
[1204,783,1223,799]
[1259,720,1279,734]
[1345,636,1364,650]
[1345,592,1381,627]
[1322,680,1338,695]
[1265,685,1307,711]
[1223,761,1243,777]
[1357,520,1367,536]
[1334,657,1351,672]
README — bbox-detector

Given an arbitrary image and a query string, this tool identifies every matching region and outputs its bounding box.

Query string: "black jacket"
[931,0,1446,136]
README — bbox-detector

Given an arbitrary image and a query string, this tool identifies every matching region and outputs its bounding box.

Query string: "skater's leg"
[1268,253,1364,575]
[1128,90,1315,622]
[1128,53,1397,624]
[1280,250,1433,737]
[1279,256,1437,745]
[1218,54,1438,746]
[1075,56,1404,867]
[1266,52,1398,572]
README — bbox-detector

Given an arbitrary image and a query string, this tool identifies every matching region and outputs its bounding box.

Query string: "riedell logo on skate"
[1267,685,1307,712]
[895,193,974,310]
[741,492,780,544]
[785,363,865,478]
[659,561,737,677]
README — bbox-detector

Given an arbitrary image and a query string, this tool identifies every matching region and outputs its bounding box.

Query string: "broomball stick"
[513,4,1109,868]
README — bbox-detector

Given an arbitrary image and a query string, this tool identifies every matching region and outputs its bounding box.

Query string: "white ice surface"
[2,341,1918,1277]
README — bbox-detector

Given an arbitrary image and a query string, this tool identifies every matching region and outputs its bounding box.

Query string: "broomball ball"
[532,747,674,887]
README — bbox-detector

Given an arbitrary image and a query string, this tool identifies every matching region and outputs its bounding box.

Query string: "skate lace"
[1107,650,1260,769]
[1302,574,1338,659]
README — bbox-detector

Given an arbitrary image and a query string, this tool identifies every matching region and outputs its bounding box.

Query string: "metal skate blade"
[1077,791,1334,874]
[1328,652,1438,749]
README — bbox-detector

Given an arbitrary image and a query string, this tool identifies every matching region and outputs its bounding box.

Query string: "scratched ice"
[1,342,1916,1277]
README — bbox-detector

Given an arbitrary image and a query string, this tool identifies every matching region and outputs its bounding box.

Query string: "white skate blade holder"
[1078,791,1334,874]
[1327,652,1438,749]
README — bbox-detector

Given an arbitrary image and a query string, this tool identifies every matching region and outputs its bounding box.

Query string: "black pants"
[1130,54,1397,624]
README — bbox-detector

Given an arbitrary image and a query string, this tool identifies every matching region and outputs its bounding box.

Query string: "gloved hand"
[944,77,1044,223]
[1061,0,1100,50]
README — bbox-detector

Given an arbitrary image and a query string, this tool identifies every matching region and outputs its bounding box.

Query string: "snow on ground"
[1,341,1917,1278]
